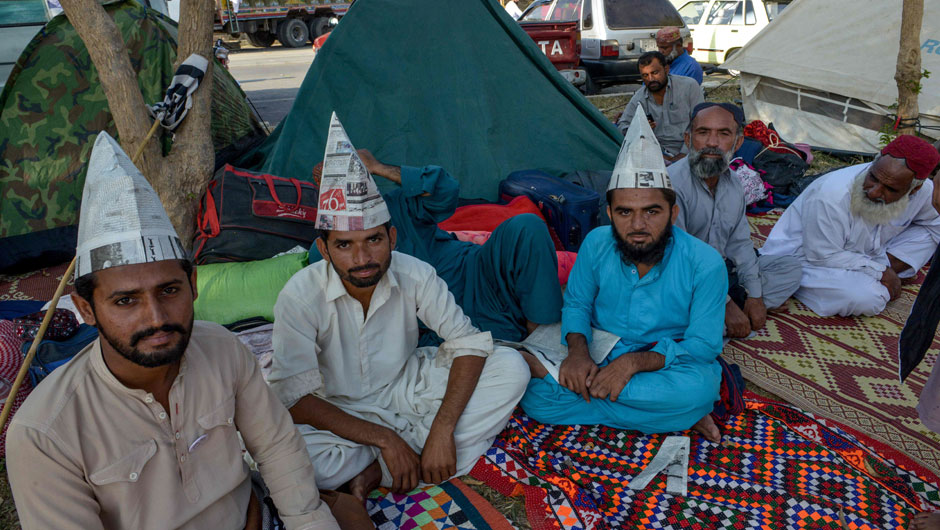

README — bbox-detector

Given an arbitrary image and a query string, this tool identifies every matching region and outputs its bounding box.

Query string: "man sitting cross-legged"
[669,102,802,337]
[7,133,368,530]
[269,114,529,500]
[761,135,940,317]
[519,109,728,442]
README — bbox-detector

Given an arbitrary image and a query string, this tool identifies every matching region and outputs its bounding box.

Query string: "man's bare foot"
[347,460,382,504]
[520,350,549,379]
[692,414,721,443]
[909,511,940,529]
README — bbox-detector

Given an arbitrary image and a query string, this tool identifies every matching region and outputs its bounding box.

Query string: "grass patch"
[0,459,20,530]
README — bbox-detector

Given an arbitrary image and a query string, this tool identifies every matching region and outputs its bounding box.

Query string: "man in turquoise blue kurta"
[519,105,727,441]
[310,150,563,342]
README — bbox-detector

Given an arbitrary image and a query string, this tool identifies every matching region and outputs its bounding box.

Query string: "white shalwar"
[760,163,940,317]
[268,252,529,490]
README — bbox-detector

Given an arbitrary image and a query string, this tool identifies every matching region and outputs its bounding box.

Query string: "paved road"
[227,45,315,127]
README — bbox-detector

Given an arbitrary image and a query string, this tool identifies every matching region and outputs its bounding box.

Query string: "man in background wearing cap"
[761,135,940,317]
[670,103,802,337]
[309,152,563,344]
[270,114,529,501]
[656,26,702,85]
[6,133,362,530]
[520,108,728,442]
[617,51,704,162]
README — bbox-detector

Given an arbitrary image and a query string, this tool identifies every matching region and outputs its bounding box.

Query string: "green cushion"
[194,252,308,325]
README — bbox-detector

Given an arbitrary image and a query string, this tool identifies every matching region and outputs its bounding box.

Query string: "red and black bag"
[193,165,320,264]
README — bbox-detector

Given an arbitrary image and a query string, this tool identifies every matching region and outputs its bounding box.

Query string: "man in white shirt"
[761,135,940,317]
[502,0,522,19]
[268,114,529,501]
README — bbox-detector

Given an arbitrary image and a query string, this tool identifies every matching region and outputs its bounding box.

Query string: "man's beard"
[849,171,910,225]
[665,46,680,64]
[333,253,392,288]
[612,221,673,266]
[688,142,735,180]
[645,79,665,92]
[97,317,193,368]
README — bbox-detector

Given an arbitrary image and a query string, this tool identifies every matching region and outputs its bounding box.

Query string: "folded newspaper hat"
[608,106,672,191]
[75,132,186,278]
[315,112,391,231]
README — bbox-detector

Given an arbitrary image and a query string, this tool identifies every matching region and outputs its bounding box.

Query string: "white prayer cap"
[608,106,672,191]
[315,112,391,231]
[75,132,186,278]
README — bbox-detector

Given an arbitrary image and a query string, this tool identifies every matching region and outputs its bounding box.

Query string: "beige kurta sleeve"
[231,338,339,530]
[6,422,106,530]
[269,288,324,408]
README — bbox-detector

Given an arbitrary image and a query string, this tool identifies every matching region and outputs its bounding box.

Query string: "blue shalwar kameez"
[520,226,727,433]
[311,165,562,342]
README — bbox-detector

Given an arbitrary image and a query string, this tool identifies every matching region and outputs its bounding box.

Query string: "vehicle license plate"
[639,39,658,52]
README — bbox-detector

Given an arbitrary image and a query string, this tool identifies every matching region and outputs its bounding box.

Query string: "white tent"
[722,0,940,153]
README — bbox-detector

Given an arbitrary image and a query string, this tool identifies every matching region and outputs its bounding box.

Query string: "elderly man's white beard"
[688,142,735,180]
[665,46,680,63]
[849,171,910,225]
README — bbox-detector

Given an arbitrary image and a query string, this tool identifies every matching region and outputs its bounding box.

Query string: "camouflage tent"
[0,0,264,272]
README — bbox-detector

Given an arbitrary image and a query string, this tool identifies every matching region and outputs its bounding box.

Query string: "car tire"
[581,72,598,95]
[277,19,309,48]
[723,48,741,77]
[307,17,330,39]
[247,31,276,48]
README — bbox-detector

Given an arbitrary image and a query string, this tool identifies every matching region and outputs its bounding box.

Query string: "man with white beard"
[669,103,802,337]
[761,135,940,317]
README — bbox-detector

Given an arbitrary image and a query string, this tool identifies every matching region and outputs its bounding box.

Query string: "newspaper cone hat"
[608,106,672,191]
[315,112,391,231]
[75,132,186,278]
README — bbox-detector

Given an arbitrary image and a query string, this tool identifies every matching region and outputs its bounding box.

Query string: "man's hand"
[559,335,599,401]
[725,299,751,338]
[420,426,457,485]
[356,148,402,184]
[588,355,635,401]
[743,297,766,331]
[648,119,658,130]
[378,430,421,494]
[881,267,902,300]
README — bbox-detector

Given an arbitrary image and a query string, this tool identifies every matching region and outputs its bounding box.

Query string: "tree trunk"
[58,0,162,180]
[895,0,924,136]
[159,0,215,249]
[58,0,215,250]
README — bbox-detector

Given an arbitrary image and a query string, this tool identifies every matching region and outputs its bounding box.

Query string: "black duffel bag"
[193,164,319,264]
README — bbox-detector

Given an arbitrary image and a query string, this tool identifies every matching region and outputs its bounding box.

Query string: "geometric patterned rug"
[726,213,940,477]
[0,260,73,302]
[471,398,940,530]
[367,478,515,530]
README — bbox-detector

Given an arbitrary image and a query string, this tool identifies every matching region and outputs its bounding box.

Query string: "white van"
[673,0,791,65]
[536,0,691,92]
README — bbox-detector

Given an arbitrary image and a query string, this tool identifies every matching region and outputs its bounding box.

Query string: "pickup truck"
[519,20,588,89]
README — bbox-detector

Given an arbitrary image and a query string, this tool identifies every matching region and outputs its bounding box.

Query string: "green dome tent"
[239,0,623,201]
[0,0,265,272]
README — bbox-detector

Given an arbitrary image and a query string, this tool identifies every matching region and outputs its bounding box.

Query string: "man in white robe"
[761,135,940,317]
[267,113,529,500]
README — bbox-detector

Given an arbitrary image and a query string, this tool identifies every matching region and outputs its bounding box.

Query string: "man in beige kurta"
[6,132,354,530]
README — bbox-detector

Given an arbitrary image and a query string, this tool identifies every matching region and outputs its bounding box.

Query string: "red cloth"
[881,135,940,180]
[449,230,578,286]
[0,320,32,457]
[438,196,545,232]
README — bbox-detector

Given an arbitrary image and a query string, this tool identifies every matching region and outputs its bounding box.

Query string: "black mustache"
[348,264,379,273]
[131,324,186,346]
[627,232,651,237]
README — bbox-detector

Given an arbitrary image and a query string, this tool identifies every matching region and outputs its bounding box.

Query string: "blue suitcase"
[498,170,600,252]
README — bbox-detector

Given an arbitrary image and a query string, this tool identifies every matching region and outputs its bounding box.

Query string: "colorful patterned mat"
[727,213,940,477]
[366,478,515,530]
[0,260,73,302]
[471,398,940,530]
